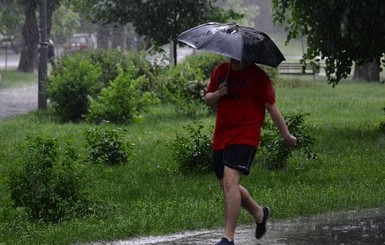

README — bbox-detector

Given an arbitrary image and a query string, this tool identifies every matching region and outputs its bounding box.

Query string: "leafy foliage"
[8,134,90,223]
[84,0,242,65]
[14,0,61,72]
[157,52,281,119]
[272,0,385,85]
[86,66,159,124]
[82,49,157,92]
[258,112,317,170]
[49,50,157,123]
[89,0,241,46]
[51,3,81,44]
[85,123,132,165]
[157,53,227,118]
[48,54,102,122]
[170,121,212,174]
[180,52,230,79]
[0,0,24,36]
[380,107,385,132]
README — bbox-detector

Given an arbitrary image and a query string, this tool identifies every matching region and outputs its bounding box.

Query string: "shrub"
[158,53,280,118]
[49,50,156,123]
[8,134,90,223]
[83,49,157,92]
[260,64,280,82]
[85,123,132,165]
[155,54,224,118]
[182,52,228,78]
[257,112,317,170]
[380,107,385,131]
[163,53,227,99]
[48,54,102,122]
[170,121,212,174]
[86,66,159,124]
[168,93,209,119]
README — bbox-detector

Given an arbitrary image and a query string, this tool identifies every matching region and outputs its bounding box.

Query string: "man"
[204,59,297,245]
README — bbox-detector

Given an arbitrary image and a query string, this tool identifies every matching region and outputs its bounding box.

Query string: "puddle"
[89,208,385,245]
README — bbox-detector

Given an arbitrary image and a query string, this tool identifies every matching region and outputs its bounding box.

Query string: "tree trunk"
[46,1,59,37]
[111,25,124,50]
[18,1,39,73]
[353,61,380,81]
[97,25,110,50]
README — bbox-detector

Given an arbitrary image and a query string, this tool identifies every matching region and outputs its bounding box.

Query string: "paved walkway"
[0,83,38,121]
[91,208,385,245]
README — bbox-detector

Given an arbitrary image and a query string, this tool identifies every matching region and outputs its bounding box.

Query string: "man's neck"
[230,61,251,71]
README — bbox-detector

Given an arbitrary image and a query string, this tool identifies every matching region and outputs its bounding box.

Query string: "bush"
[48,54,102,122]
[83,50,157,92]
[260,64,280,82]
[8,134,90,223]
[49,50,156,123]
[155,53,226,118]
[167,93,209,119]
[182,52,229,78]
[85,123,132,165]
[257,112,317,170]
[86,66,159,124]
[170,121,212,174]
[380,107,385,131]
[158,53,280,118]
[164,53,227,99]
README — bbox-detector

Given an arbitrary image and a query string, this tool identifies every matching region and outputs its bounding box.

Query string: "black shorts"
[212,144,256,179]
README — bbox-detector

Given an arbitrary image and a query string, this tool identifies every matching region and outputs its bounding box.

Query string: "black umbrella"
[177,22,285,68]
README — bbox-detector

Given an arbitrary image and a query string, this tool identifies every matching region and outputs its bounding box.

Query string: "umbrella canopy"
[177,22,285,68]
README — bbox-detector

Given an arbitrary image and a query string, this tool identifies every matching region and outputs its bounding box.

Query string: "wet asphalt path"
[0,83,37,121]
[90,208,385,245]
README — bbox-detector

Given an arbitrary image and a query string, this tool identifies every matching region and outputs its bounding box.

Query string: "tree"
[17,0,61,73]
[18,0,39,73]
[51,2,81,45]
[217,0,258,28]
[0,0,24,36]
[77,0,241,65]
[272,0,385,85]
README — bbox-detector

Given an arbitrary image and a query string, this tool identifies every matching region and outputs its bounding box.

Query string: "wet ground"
[1,83,385,245]
[0,83,38,121]
[1,54,385,245]
[90,208,385,245]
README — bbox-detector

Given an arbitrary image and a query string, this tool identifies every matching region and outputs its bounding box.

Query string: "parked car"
[63,33,97,53]
[0,32,21,53]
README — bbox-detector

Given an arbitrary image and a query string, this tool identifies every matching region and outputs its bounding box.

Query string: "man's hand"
[218,82,229,96]
[204,82,228,106]
[284,134,297,147]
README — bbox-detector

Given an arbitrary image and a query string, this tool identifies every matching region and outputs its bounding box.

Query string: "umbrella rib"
[194,32,220,49]
[177,22,286,67]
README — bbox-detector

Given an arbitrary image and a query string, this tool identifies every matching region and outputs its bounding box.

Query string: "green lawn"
[0,78,384,244]
[0,69,37,88]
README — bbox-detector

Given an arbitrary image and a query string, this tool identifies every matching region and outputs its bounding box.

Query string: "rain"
[1,0,385,244]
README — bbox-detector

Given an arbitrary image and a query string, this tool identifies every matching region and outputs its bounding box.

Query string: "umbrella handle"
[224,62,231,83]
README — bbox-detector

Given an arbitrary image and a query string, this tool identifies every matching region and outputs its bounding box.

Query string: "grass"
[0,76,385,244]
[0,69,37,88]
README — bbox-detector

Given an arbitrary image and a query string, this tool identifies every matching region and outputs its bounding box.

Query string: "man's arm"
[204,82,228,106]
[265,102,297,146]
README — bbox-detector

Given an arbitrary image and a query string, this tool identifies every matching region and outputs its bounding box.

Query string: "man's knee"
[223,167,242,191]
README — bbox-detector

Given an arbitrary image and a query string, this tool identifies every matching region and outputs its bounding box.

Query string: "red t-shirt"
[207,62,276,150]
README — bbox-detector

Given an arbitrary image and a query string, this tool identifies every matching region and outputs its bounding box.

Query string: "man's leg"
[240,185,270,239]
[221,166,242,241]
[239,185,264,223]
[220,169,264,239]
